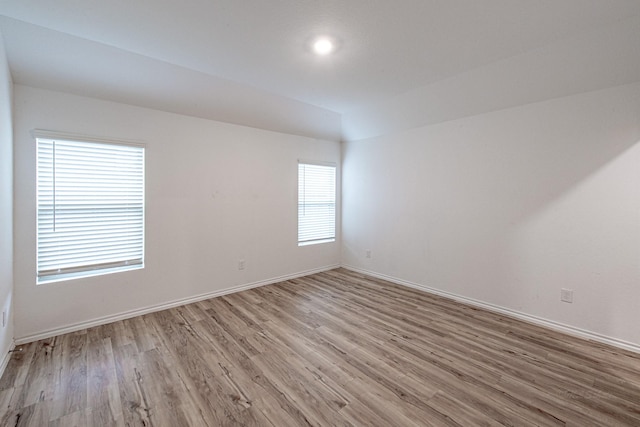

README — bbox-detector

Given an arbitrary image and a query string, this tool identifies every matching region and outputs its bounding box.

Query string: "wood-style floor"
[1,269,639,426]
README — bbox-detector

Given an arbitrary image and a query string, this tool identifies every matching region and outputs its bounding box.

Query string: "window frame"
[34,130,146,284]
[297,160,337,246]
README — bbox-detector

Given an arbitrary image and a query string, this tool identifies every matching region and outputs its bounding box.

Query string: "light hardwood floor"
[1,268,639,426]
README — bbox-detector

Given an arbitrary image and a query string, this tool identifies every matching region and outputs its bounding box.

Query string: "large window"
[36,132,145,283]
[298,162,336,246]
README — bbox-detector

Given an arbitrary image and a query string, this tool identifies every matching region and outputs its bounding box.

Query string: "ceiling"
[1,0,640,140]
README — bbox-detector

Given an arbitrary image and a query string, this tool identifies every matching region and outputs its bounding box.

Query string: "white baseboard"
[15,264,340,345]
[0,340,15,379]
[341,265,640,354]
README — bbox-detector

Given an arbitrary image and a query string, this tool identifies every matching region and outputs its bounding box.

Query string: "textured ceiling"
[1,0,640,139]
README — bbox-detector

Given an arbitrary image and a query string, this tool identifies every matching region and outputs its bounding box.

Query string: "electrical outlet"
[365,250,371,259]
[560,288,574,303]
[238,260,245,270]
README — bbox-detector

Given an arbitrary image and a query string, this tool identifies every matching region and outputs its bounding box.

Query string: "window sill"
[298,238,336,247]
[37,263,144,285]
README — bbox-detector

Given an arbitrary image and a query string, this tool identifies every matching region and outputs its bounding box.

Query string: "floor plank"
[1,268,639,426]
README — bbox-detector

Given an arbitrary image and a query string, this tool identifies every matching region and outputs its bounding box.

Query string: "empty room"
[1,1,640,426]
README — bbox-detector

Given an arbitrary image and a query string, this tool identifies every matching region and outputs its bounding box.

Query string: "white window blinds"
[36,136,145,282]
[298,162,336,246]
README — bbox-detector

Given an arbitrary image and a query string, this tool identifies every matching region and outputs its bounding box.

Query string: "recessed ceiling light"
[312,37,334,56]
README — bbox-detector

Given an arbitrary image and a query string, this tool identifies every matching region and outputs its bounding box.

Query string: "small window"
[36,132,145,283]
[298,162,336,246]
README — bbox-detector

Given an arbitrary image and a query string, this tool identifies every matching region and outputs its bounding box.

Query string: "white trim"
[15,264,339,345]
[297,159,337,167]
[31,129,145,148]
[298,238,336,247]
[341,265,640,355]
[0,341,16,379]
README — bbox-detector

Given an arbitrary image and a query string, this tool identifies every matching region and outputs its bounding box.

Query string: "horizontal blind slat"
[298,163,336,244]
[37,137,145,280]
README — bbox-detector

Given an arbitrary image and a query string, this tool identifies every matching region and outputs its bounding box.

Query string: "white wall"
[13,85,341,341]
[0,30,14,367]
[342,82,640,349]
